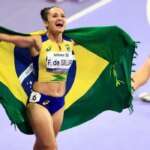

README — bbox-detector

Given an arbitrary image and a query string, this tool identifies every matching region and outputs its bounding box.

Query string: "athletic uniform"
[29,34,74,114]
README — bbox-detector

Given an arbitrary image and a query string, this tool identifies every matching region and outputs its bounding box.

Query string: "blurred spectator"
[132,57,150,101]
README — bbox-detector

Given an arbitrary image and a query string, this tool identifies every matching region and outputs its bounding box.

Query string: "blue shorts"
[28,91,65,114]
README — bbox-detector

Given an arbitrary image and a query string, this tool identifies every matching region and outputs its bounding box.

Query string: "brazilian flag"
[0,26,136,134]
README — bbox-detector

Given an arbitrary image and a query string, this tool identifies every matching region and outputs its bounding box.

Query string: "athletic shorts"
[28,91,64,114]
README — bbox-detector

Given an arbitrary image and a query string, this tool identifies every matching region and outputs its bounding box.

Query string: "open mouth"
[55,22,64,28]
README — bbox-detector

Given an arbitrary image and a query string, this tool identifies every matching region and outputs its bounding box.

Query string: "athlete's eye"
[52,13,58,18]
[61,14,65,18]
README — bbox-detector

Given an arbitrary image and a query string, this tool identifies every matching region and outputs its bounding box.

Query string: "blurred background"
[0,0,150,150]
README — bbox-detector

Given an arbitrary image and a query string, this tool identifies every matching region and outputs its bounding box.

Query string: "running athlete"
[0,6,74,150]
[132,57,150,101]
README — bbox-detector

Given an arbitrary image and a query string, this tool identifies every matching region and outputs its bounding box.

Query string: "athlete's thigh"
[52,106,64,136]
[26,103,55,143]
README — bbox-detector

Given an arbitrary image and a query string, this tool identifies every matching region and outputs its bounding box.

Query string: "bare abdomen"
[33,81,66,97]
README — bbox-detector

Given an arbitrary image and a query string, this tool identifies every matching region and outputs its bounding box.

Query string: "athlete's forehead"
[48,7,65,15]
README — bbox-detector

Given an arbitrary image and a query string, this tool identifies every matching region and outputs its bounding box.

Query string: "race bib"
[46,51,74,72]
[29,91,41,103]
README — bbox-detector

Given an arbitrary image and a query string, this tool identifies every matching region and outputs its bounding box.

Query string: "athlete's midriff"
[33,81,66,97]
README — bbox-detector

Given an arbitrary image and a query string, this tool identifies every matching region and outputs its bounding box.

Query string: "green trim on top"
[52,74,67,81]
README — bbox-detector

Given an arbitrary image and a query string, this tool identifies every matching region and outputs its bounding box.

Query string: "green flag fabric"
[0,26,136,134]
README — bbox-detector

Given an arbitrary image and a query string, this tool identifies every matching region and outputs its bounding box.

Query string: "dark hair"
[40,6,59,22]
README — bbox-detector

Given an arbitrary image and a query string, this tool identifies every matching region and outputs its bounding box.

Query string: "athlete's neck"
[47,32,63,43]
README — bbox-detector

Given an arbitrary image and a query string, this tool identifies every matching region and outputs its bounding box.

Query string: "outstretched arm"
[0,33,36,48]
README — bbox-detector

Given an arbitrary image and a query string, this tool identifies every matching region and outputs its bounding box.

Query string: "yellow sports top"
[38,38,74,82]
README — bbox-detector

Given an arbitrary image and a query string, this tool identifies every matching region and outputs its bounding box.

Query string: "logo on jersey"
[65,44,72,51]
[46,46,52,52]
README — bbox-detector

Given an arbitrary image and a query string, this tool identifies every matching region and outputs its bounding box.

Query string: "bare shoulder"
[71,40,77,46]
[31,35,41,43]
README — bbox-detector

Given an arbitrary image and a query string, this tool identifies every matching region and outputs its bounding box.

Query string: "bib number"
[29,91,41,103]
[46,52,74,72]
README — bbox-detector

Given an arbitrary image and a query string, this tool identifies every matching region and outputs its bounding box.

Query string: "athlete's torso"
[32,34,74,97]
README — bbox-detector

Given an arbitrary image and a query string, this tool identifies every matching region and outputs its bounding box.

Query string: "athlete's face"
[46,7,66,34]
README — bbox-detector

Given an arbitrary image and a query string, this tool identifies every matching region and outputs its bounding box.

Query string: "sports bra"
[33,34,75,82]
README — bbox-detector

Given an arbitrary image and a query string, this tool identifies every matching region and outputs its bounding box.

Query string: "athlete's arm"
[0,33,36,48]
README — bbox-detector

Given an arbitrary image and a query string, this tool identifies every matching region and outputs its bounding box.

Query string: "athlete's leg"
[26,103,57,150]
[33,140,41,150]
[52,106,64,136]
[132,57,150,90]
